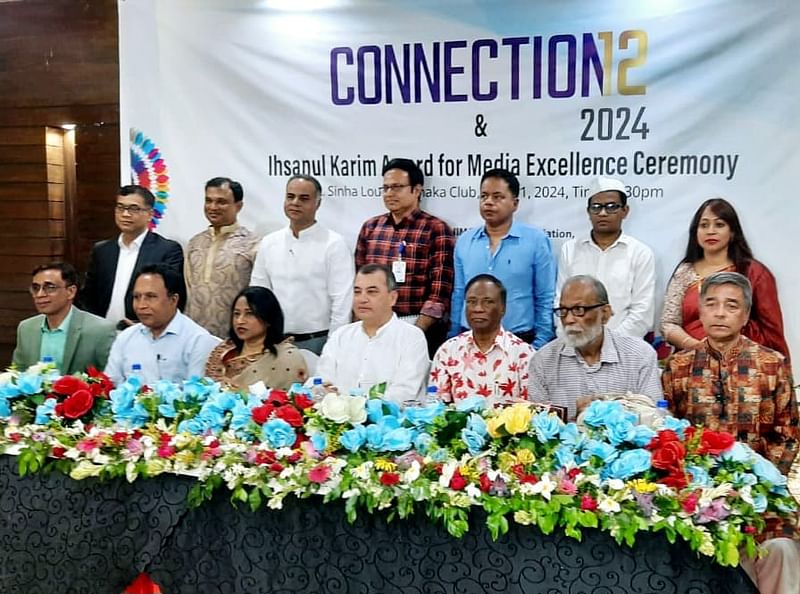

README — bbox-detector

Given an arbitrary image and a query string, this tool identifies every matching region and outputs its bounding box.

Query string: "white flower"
[576,473,601,487]
[605,478,625,491]
[403,460,421,483]
[351,461,373,481]
[465,483,482,501]
[519,482,538,496]
[0,370,18,385]
[319,393,367,424]
[739,485,753,505]
[342,488,360,499]
[699,483,733,507]
[439,461,457,487]
[598,495,621,514]
[125,462,138,483]
[267,496,284,510]
[249,381,269,398]
[91,453,111,465]
[529,473,556,501]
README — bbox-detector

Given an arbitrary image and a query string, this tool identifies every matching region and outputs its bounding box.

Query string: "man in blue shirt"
[105,264,220,385]
[450,168,556,349]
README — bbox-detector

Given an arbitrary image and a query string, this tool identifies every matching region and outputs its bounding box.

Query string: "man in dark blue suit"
[82,185,184,329]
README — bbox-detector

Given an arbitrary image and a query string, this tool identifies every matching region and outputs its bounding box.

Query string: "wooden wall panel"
[0,0,120,367]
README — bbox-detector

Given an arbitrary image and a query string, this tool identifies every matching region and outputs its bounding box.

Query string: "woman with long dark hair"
[205,286,308,389]
[660,198,789,358]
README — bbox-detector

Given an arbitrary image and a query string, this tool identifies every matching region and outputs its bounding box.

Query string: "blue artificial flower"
[158,402,178,418]
[582,400,625,428]
[603,449,651,480]
[262,418,296,449]
[730,471,758,487]
[375,414,401,430]
[0,383,21,399]
[366,398,400,423]
[466,413,487,436]
[581,439,619,463]
[403,401,445,426]
[194,407,225,433]
[752,454,787,490]
[310,432,328,452]
[340,425,367,453]
[365,424,385,451]
[559,423,586,450]
[752,493,768,513]
[604,418,635,447]
[629,425,656,448]
[34,399,58,424]
[554,444,576,469]
[455,396,486,413]
[16,373,44,396]
[531,411,561,443]
[115,402,150,429]
[178,417,210,435]
[413,432,434,454]
[382,427,413,452]
[230,400,255,434]
[430,449,450,462]
[721,442,755,464]
[687,465,713,487]
[662,416,691,439]
[461,428,486,454]
[0,397,11,418]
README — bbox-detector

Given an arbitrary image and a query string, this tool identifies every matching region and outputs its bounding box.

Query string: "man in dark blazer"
[82,184,184,328]
[13,262,116,374]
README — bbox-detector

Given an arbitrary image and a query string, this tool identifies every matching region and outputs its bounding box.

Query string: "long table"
[0,456,758,594]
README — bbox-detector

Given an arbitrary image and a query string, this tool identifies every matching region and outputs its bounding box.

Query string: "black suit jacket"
[82,231,184,322]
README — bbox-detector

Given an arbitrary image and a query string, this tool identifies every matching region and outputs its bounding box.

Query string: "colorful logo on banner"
[129,128,170,229]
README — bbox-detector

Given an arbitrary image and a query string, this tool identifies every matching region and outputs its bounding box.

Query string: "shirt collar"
[41,305,74,333]
[476,220,521,239]
[118,228,149,250]
[704,335,746,363]
[286,221,319,239]
[359,313,397,338]
[383,208,421,228]
[465,326,510,355]
[137,310,183,339]
[210,222,239,237]
[580,231,630,249]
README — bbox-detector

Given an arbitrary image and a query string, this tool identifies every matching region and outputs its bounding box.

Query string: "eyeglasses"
[588,202,624,214]
[29,283,68,295]
[553,303,607,318]
[115,204,150,214]
[381,184,411,194]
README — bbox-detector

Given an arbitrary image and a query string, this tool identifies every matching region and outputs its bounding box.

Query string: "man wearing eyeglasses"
[557,176,655,337]
[82,185,184,329]
[662,271,799,594]
[12,262,116,374]
[355,158,454,357]
[529,275,662,420]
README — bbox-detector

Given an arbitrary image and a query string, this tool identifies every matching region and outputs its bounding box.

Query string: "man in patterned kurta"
[429,274,533,404]
[184,177,261,338]
[662,271,798,594]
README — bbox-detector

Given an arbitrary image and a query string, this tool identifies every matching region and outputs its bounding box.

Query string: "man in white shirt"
[251,175,353,354]
[82,185,184,330]
[105,264,220,385]
[316,264,430,404]
[557,176,656,337]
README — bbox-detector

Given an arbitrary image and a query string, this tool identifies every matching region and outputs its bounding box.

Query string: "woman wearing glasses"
[660,198,789,359]
[205,286,308,390]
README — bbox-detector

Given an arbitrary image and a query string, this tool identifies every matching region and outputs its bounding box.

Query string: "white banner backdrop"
[119,0,800,359]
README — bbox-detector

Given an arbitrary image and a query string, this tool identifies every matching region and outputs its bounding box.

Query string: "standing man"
[355,158,454,357]
[82,185,184,329]
[105,265,220,385]
[430,274,534,404]
[661,272,798,594]
[250,175,353,355]
[13,262,116,374]
[450,168,556,349]
[558,176,656,337]
[185,177,261,338]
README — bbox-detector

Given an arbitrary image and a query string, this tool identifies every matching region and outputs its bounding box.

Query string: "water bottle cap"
[41,356,54,363]
[426,385,438,394]
[132,363,142,371]
[313,377,323,385]
[656,399,669,408]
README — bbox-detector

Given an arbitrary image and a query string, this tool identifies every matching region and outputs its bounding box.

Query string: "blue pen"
[398,241,406,259]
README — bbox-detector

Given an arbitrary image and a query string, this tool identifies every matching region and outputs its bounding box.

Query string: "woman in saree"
[205,286,308,389]
[660,198,789,359]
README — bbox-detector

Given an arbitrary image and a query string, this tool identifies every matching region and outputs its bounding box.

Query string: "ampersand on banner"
[474,114,488,137]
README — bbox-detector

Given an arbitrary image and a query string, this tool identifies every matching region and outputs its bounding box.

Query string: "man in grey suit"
[13,262,116,374]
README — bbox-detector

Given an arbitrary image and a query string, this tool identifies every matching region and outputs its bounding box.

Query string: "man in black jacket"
[82,184,184,328]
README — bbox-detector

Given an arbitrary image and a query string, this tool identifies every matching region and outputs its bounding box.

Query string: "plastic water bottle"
[129,363,143,387]
[424,385,439,404]
[41,355,54,364]
[653,399,671,427]
[311,377,326,401]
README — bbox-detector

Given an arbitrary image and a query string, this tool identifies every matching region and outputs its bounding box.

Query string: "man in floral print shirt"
[429,274,533,403]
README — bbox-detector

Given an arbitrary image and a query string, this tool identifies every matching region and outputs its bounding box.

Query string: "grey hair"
[357,263,397,292]
[562,274,609,304]
[700,271,752,311]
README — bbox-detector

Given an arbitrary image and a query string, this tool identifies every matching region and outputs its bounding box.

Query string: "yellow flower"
[514,510,534,525]
[629,479,657,493]
[515,448,535,465]
[174,450,196,466]
[486,416,505,438]
[497,452,517,472]
[459,465,480,482]
[145,459,168,476]
[504,403,532,435]
[70,460,103,480]
[375,459,397,472]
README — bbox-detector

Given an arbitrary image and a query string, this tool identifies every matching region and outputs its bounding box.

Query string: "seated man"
[430,274,534,403]
[105,264,220,385]
[13,262,116,374]
[661,271,798,594]
[316,263,430,404]
[529,275,662,420]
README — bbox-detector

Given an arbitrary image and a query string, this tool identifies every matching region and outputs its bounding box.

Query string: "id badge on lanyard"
[392,240,407,283]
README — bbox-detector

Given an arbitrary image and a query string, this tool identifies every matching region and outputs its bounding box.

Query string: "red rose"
[567,468,582,480]
[159,433,171,445]
[659,469,688,490]
[520,474,538,485]
[449,470,467,491]
[274,405,304,428]
[51,446,66,458]
[255,450,277,465]
[287,451,302,464]
[479,473,491,493]
[251,404,275,425]
[684,426,696,442]
[8,433,22,443]
[292,433,308,449]
[293,393,314,410]
[380,472,401,486]
[157,444,176,458]
[697,430,735,456]
[87,367,114,397]
[651,441,686,471]
[112,431,129,445]
[580,495,598,511]
[53,376,91,396]
[267,390,289,405]
[54,403,64,417]
[647,429,681,450]
[269,462,284,473]
[61,389,94,419]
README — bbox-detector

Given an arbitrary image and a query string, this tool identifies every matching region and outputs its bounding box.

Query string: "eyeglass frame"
[553,303,608,318]
[29,282,72,296]
[114,203,152,215]
[587,201,625,214]
[381,183,412,194]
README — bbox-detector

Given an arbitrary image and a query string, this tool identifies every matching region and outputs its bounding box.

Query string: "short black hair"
[119,184,156,208]
[480,168,520,198]
[465,273,507,306]
[135,264,186,310]
[382,158,424,188]
[229,286,285,356]
[357,263,397,292]
[31,262,79,288]
[287,175,322,200]
[205,177,244,202]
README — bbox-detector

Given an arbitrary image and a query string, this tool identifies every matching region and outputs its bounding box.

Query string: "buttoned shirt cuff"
[420,300,446,319]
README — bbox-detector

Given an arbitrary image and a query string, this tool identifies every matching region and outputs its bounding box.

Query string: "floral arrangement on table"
[1,363,797,568]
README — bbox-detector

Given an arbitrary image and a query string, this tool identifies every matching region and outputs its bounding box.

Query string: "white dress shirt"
[105,229,149,322]
[250,223,353,334]
[557,232,656,337]
[316,314,430,404]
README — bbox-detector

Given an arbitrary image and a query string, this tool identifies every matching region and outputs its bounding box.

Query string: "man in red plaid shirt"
[355,158,455,356]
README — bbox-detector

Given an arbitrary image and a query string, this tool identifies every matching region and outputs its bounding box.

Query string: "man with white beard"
[529,275,662,421]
